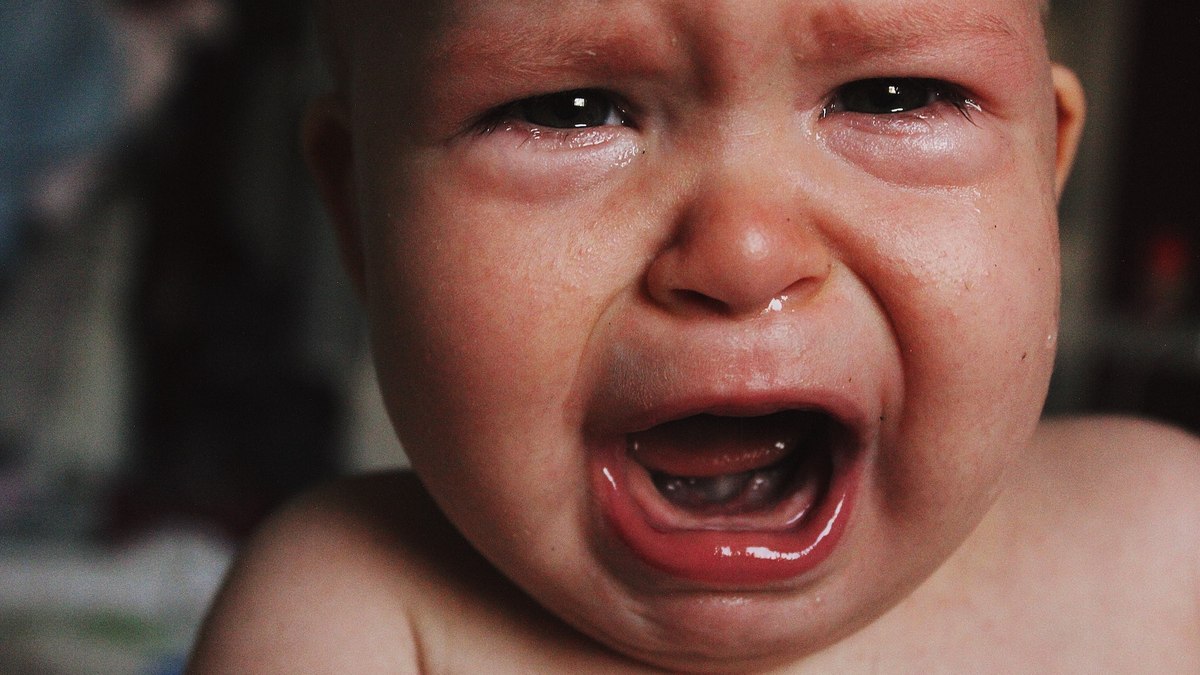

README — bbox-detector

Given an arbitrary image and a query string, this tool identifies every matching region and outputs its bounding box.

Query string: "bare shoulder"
[187,471,442,673]
[1025,415,1200,566]
[852,419,1200,672]
[1031,415,1200,521]
[1007,416,1200,665]
[187,471,640,674]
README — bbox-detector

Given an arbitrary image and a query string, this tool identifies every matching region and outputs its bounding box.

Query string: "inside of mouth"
[627,410,834,519]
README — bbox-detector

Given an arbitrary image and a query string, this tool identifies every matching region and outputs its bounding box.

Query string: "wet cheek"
[820,119,1003,188]
[851,181,1058,501]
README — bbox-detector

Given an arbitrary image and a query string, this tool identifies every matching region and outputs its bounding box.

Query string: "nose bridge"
[645,144,834,318]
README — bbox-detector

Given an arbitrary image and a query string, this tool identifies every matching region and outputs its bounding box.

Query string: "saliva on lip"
[601,412,852,584]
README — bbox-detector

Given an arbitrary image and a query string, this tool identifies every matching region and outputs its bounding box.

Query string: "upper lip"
[577,294,897,452]
[581,346,883,453]
[600,390,867,440]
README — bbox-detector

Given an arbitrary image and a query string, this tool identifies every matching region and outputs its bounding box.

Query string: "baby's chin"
[551,578,895,673]
[513,448,1001,671]
[549,527,962,673]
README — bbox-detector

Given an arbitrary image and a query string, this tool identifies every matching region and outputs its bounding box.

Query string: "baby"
[189,0,1200,671]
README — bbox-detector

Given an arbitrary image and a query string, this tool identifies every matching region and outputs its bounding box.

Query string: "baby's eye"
[824,78,975,118]
[511,89,627,129]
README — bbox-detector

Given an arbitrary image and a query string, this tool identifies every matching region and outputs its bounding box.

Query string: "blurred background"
[0,0,1196,671]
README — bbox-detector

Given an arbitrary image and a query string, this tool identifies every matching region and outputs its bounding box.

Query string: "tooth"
[743,471,784,507]
[699,473,747,503]
[653,471,754,508]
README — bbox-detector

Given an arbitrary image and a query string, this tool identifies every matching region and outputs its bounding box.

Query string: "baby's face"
[317,0,1080,668]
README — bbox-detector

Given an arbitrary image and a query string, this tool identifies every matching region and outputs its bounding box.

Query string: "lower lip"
[593,443,857,587]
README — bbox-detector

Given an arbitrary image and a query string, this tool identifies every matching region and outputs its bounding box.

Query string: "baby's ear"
[1051,65,1086,200]
[303,94,366,298]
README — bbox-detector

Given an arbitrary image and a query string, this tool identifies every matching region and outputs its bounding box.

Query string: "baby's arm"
[187,475,425,673]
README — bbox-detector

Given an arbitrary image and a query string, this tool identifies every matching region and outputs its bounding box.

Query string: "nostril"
[654,263,833,318]
[669,289,732,316]
[771,271,831,309]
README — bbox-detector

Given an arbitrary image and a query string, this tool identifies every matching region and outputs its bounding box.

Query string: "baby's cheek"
[366,181,616,427]
[448,132,644,203]
[819,117,1004,188]
[846,170,1059,408]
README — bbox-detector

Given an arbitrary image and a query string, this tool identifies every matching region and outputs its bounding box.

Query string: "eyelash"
[472,77,979,136]
[474,89,632,136]
[822,78,980,121]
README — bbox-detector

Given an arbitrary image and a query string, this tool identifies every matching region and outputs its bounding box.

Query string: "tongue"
[627,411,819,478]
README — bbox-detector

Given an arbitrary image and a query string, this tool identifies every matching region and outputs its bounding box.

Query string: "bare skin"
[189,0,1200,670]
[190,417,1200,673]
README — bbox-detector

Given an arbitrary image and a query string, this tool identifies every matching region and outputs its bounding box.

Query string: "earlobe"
[1050,64,1087,200]
[302,94,366,298]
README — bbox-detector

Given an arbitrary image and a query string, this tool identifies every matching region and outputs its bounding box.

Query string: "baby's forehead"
[347,0,1046,97]
[362,0,1046,75]
[393,0,1044,37]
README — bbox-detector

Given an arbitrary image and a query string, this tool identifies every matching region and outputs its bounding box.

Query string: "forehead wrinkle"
[800,0,1034,65]
[423,1,679,85]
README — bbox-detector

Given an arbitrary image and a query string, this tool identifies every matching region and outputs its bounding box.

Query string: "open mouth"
[594,407,858,586]
[628,411,833,530]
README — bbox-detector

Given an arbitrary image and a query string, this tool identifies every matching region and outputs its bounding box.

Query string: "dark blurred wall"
[116,0,359,538]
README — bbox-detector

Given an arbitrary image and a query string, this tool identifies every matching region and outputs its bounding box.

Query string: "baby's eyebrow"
[802,3,1031,64]
[427,17,676,87]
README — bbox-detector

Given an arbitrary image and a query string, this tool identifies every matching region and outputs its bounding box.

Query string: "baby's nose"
[645,174,833,318]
